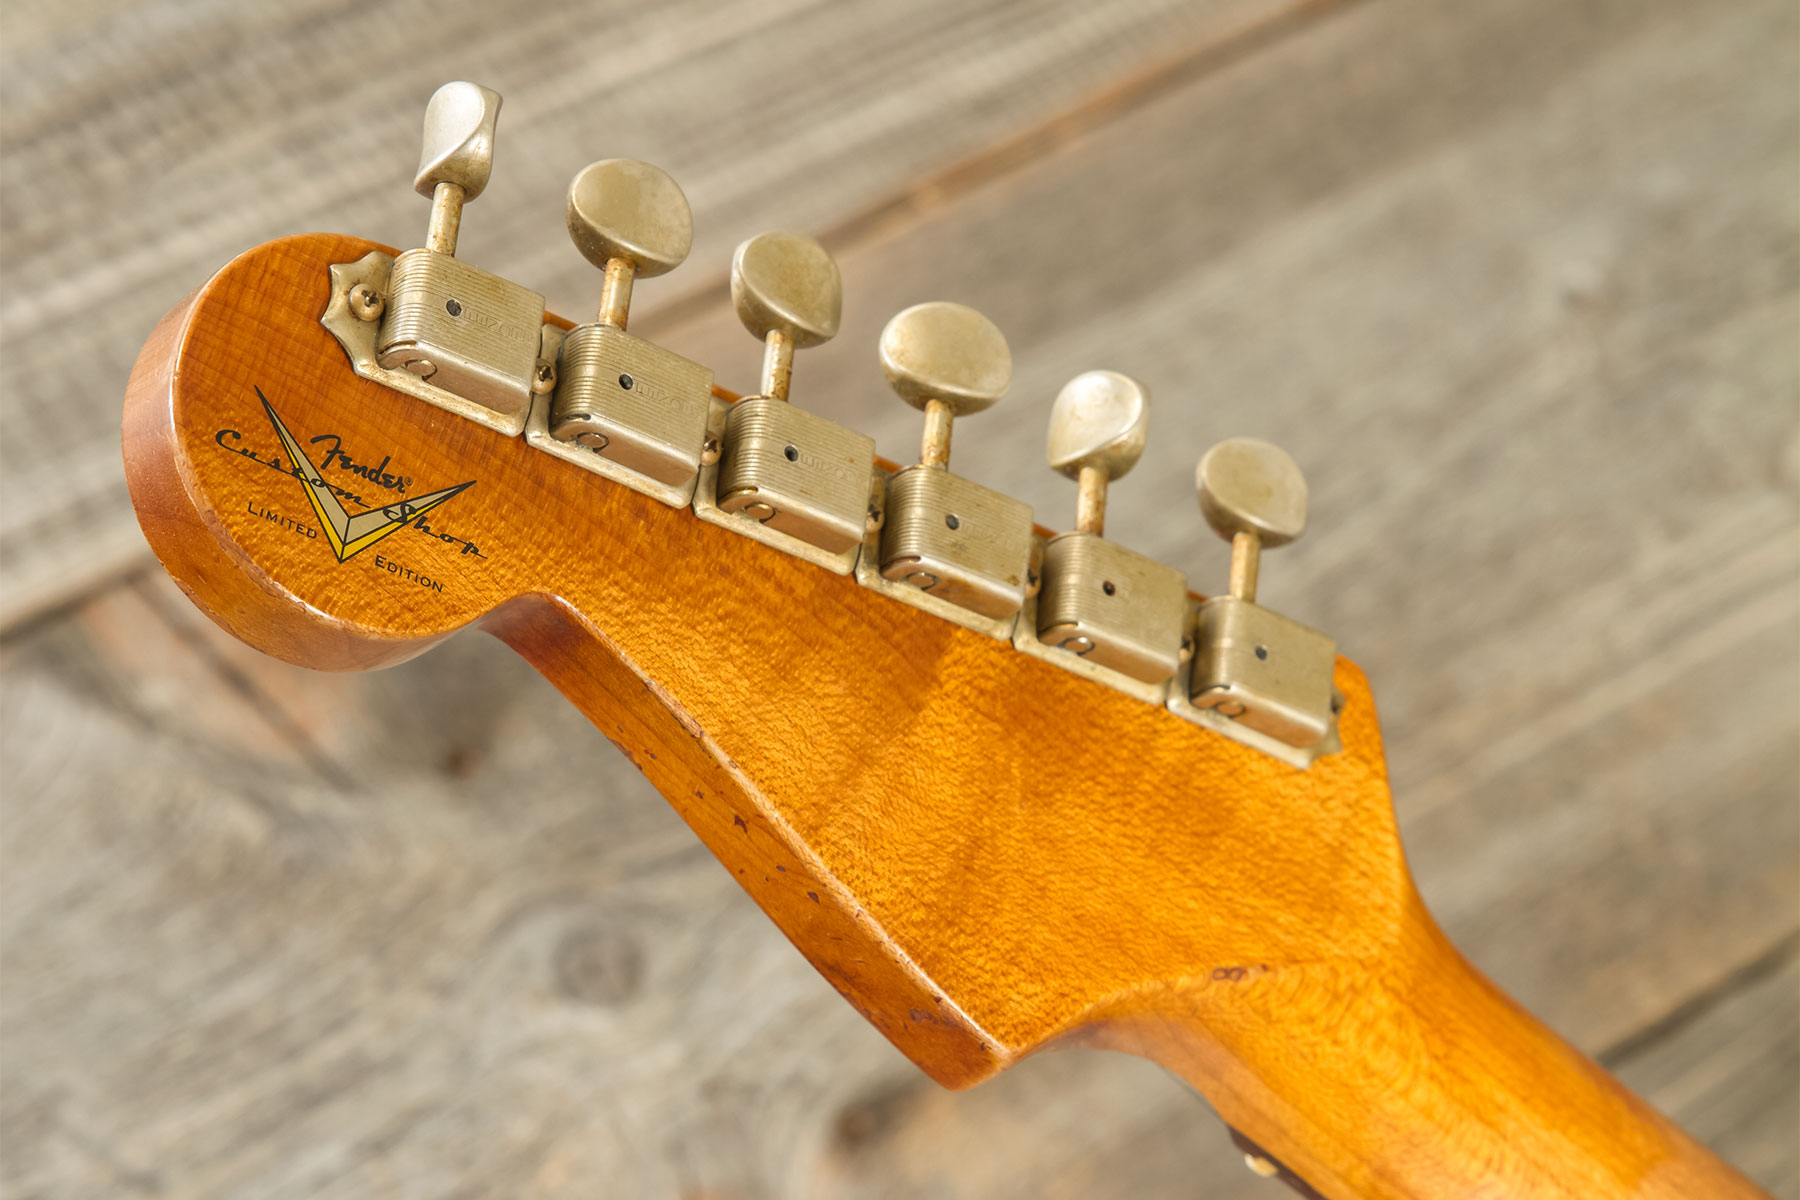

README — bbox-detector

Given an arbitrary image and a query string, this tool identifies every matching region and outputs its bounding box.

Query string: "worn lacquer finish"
[122,235,1767,1200]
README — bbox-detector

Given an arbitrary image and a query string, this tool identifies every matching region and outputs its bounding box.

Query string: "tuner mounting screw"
[348,284,385,322]
[531,361,557,395]
[700,435,722,466]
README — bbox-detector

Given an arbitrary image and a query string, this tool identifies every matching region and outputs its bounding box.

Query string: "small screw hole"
[445,298,462,316]
[945,514,960,530]
[618,373,634,390]
[784,444,799,462]
[1254,645,1269,661]
[1102,580,1116,596]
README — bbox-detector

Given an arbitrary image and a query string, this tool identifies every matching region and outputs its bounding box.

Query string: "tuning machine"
[320,82,549,435]
[694,232,876,571]
[1016,371,1189,691]
[855,302,1034,636]
[1167,438,1338,759]
[527,159,715,505]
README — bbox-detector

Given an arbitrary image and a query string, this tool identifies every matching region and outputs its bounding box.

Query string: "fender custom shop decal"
[210,388,489,573]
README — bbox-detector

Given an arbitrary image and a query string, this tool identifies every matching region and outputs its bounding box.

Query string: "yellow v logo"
[257,388,473,563]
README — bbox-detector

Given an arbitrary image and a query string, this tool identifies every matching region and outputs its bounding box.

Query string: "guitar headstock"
[123,80,1400,1090]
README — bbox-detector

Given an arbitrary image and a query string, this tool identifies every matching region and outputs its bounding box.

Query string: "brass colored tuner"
[1032,371,1189,684]
[1185,438,1336,749]
[374,82,547,428]
[872,303,1034,623]
[547,159,715,493]
[713,233,875,556]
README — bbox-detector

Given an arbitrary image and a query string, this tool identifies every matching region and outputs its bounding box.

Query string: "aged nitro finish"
[121,234,1767,1200]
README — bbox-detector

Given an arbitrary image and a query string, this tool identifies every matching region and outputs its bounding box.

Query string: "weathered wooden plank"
[0,0,1311,628]
[1,0,1794,1195]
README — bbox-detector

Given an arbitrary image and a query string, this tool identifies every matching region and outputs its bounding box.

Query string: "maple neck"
[1087,903,1760,1199]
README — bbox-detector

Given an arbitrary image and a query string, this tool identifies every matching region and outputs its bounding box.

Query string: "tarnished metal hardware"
[1166,608,1341,770]
[375,249,545,425]
[523,325,708,508]
[855,475,1034,640]
[1026,369,1183,683]
[1034,532,1188,684]
[1010,536,1180,706]
[871,301,1031,622]
[695,399,876,576]
[322,252,551,438]
[1045,369,1150,535]
[714,398,874,555]
[1188,595,1336,747]
[706,232,867,558]
[546,157,712,493]
[565,159,693,329]
[1170,435,1340,760]
[322,82,547,434]
[878,465,1033,620]
[549,324,714,488]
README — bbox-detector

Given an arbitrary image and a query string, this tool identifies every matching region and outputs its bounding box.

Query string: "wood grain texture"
[4,0,1795,1194]
[118,210,1764,1196]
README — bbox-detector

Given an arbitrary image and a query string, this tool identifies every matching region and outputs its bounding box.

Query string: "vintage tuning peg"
[732,231,841,401]
[1195,437,1308,604]
[373,81,547,427]
[710,234,874,558]
[1046,369,1150,534]
[1187,437,1336,748]
[414,80,500,256]
[547,159,715,494]
[565,158,692,331]
[881,301,1011,469]
[874,303,1035,623]
[1032,372,1188,684]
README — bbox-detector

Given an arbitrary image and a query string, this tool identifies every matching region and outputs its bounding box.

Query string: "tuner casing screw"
[348,284,385,322]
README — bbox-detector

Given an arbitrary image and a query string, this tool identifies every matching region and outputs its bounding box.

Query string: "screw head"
[1046,369,1149,482]
[1195,437,1308,547]
[347,283,385,322]
[566,159,693,278]
[878,302,1011,416]
[732,232,841,349]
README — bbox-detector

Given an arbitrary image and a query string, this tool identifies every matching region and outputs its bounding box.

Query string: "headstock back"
[125,230,1403,1086]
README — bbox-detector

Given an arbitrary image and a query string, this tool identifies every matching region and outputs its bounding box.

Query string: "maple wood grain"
[121,234,1767,1199]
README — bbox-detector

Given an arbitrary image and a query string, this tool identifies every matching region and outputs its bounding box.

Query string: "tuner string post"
[920,398,955,467]
[1075,464,1109,535]
[424,182,465,256]
[1228,529,1261,604]
[760,328,795,402]
[597,258,636,329]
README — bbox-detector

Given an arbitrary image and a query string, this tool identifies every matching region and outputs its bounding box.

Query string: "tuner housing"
[715,398,875,556]
[878,466,1033,622]
[550,324,715,488]
[1187,596,1335,749]
[1035,532,1188,684]
[376,249,546,424]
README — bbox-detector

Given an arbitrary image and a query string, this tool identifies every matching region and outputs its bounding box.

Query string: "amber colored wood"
[121,234,1768,1200]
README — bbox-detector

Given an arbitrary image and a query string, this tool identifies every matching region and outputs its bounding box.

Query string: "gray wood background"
[2,0,1795,1196]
